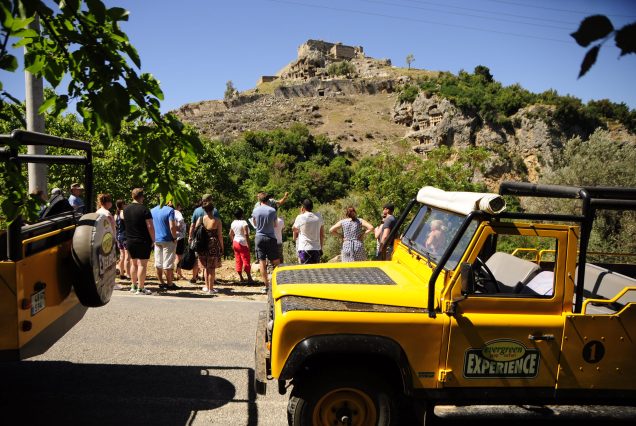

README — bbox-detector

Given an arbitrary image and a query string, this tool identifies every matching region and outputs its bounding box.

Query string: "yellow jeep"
[254,182,636,425]
[1,130,115,361]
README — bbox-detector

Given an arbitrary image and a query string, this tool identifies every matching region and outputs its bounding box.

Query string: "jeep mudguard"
[279,334,413,394]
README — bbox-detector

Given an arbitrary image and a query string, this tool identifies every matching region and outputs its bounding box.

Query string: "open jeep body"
[254,182,636,425]
[1,130,114,361]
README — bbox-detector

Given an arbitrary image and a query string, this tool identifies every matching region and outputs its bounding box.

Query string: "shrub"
[326,61,356,77]
[398,84,419,104]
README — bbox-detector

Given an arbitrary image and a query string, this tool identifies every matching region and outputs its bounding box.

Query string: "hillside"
[173,39,636,186]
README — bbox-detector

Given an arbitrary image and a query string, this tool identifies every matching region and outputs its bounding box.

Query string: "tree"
[0,0,202,223]
[224,80,238,100]
[474,65,493,83]
[571,15,636,78]
[405,53,414,70]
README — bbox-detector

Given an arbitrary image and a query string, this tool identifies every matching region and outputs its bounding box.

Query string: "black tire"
[287,367,397,426]
[71,213,115,307]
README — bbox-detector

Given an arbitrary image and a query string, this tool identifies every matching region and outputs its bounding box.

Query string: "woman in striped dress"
[329,206,374,262]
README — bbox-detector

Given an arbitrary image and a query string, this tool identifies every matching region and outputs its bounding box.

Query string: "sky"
[2,0,636,113]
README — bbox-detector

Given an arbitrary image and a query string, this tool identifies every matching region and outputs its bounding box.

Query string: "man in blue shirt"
[68,183,85,214]
[151,200,178,290]
[252,192,280,292]
[188,193,220,284]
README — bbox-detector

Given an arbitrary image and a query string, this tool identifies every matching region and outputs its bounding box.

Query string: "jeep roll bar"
[499,182,636,313]
[1,130,93,261]
[377,198,417,261]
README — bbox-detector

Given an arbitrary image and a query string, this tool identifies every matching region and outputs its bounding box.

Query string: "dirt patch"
[115,256,267,301]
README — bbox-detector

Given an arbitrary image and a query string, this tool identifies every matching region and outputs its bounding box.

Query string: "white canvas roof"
[416,186,506,215]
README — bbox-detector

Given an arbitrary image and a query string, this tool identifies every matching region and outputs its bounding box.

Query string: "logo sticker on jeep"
[463,339,540,379]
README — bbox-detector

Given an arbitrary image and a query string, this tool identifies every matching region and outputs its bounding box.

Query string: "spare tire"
[71,213,116,307]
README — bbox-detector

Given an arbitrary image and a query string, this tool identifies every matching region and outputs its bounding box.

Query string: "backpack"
[193,223,209,253]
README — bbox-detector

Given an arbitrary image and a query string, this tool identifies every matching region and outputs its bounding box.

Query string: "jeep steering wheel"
[474,256,501,293]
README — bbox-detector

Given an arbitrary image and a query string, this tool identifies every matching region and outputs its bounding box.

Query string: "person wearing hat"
[189,193,220,284]
[68,183,85,214]
[375,203,396,258]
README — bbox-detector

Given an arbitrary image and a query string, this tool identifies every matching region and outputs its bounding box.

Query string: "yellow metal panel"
[16,244,81,348]
[558,304,636,390]
[0,262,18,352]
[270,306,447,389]
[444,313,564,388]
[272,261,439,310]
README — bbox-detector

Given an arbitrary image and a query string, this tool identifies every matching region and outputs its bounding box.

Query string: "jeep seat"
[485,252,541,292]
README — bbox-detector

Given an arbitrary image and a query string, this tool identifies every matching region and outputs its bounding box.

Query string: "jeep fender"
[279,334,413,395]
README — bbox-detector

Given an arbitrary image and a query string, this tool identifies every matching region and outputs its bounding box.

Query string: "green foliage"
[408,69,539,128]
[473,65,493,83]
[326,61,355,77]
[223,124,352,209]
[350,146,488,219]
[0,0,203,223]
[224,80,237,100]
[405,53,414,69]
[532,129,636,255]
[396,66,635,136]
[398,84,419,104]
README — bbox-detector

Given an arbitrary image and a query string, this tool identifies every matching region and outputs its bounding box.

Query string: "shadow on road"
[0,361,258,425]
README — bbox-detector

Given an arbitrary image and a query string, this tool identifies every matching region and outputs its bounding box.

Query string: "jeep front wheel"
[287,369,395,426]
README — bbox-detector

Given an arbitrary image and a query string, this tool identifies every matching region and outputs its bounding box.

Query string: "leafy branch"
[571,15,636,78]
[0,0,203,223]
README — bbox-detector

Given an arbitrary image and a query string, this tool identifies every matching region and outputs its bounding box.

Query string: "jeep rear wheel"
[287,368,395,426]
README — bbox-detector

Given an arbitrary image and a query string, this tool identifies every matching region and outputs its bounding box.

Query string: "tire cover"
[71,212,115,307]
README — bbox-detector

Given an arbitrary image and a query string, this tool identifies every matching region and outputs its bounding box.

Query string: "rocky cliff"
[174,40,635,186]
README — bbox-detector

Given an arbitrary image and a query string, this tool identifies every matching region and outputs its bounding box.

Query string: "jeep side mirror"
[460,262,474,295]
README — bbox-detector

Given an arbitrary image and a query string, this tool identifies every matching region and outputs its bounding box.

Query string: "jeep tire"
[71,213,115,307]
[287,367,396,426]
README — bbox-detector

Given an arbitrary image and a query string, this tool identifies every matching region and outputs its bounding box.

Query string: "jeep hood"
[272,261,439,311]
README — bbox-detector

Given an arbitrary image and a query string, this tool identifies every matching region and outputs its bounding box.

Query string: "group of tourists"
[69,184,397,296]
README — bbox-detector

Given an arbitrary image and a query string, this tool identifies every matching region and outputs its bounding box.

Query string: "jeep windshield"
[401,205,479,270]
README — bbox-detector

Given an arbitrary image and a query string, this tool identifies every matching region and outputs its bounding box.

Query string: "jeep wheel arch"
[280,334,412,394]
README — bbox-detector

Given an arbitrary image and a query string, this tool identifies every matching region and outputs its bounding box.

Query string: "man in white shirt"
[292,199,324,264]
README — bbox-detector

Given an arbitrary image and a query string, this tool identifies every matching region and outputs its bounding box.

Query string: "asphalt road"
[1,291,635,425]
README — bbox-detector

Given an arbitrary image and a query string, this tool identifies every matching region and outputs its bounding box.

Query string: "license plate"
[31,289,46,316]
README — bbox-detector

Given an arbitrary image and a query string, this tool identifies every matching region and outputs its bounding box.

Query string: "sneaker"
[260,287,267,294]
[201,285,209,292]
[167,284,180,290]
[210,288,219,294]
[159,284,168,291]
[129,286,138,293]
[190,277,198,284]
[114,284,123,290]
[137,288,152,295]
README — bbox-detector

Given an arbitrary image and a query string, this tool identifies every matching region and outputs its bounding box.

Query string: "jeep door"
[440,223,577,392]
